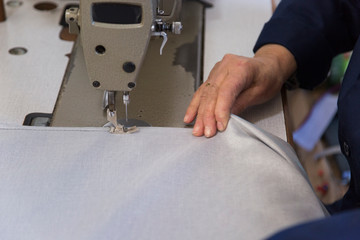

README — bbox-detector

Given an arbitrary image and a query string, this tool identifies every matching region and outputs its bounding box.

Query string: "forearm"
[254,0,360,89]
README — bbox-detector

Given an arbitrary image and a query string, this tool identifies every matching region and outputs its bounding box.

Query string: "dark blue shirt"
[254,0,360,238]
[255,0,360,212]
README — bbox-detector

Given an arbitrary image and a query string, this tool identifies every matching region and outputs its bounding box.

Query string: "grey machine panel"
[52,1,204,128]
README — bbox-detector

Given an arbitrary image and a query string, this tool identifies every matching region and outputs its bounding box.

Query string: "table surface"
[0,0,73,126]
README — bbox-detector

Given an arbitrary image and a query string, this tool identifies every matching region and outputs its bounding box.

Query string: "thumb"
[231,89,257,115]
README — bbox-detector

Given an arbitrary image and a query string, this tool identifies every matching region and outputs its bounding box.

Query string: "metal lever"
[152,31,168,55]
[151,20,182,55]
[65,7,80,34]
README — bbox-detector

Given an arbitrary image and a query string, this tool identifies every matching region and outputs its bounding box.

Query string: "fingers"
[183,54,251,138]
[183,82,218,137]
[184,91,200,124]
[215,72,249,131]
[189,74,246,138]
[184,61,223,125]
[193,82,218,137]
[184,61,228,137]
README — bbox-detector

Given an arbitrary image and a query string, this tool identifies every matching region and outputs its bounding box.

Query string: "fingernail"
[193,126,200,135]
[205,127,212,137]
[217,122,225,131]
[184,115,189,122]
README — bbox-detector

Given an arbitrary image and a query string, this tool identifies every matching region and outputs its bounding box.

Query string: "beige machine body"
[66,0,182,92]
[80,0,155,91]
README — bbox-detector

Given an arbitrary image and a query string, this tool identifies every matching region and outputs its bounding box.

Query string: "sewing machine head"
[66,0,182,91]
[65,0,182,132]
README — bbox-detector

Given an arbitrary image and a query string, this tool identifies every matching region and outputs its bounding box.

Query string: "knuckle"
[187,102,198,111]
[199,93,208,101]
[201,108,215,118]
[208,82,219,90]
[233,58,249,69]
[215,108,229,119]
[223,53,234,61]
[215,113,229,124]
[217,89,238,106]
[203,115,215,122]
[214,61,222,68]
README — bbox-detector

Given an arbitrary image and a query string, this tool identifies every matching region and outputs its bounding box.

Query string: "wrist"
[254,44,297,85]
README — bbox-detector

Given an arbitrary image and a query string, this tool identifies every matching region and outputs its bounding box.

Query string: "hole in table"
[8,47,27,55]
[34,1,57,11]
[6,0,23,7]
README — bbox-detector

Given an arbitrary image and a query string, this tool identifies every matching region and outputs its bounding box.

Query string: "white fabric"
[0,115,326,240]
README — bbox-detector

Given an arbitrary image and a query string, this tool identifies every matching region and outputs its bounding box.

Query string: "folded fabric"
[0,115,326,240]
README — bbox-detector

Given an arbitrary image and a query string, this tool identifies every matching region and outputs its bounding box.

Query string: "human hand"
[184,44,296,138]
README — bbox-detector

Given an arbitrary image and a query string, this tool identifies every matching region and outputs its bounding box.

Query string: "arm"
[185,0,360,138]
[255,0,360,89]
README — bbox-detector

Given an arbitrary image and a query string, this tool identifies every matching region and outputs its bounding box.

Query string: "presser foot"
[109,125,138,134]
[106,109,138,134]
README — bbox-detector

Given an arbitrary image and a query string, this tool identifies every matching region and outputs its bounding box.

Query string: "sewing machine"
[51,0,206,129]
[62,0,183,132]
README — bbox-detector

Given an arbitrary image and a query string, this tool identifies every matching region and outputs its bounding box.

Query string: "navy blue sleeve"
[266,209,360,240]
[254,0,360,89]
